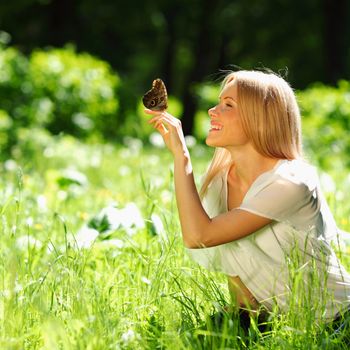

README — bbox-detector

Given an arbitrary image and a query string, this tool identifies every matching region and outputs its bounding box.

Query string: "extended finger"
[148,117,168,132]
[148,113,179,126]
[144,108,162,116]
[156,114,181,129]
[148,115,164,124]
[155,121,168,136]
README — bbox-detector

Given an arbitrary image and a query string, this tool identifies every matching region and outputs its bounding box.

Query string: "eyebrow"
[219,96,237,103]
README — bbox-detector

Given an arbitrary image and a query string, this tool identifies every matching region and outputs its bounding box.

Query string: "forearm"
[173,151,210,247]
[227,276,259,310]
[145,109,212,246]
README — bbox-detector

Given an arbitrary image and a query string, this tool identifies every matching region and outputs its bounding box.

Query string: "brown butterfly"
[142,78,168,111]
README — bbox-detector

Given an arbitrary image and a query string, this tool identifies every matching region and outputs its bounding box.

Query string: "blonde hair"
[199,70,302,198]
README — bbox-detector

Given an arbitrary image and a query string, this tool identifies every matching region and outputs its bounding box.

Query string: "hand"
[145,109,188,157]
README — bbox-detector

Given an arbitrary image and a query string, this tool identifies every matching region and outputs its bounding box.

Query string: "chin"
[205,136,212,146]
[205,136,220,148]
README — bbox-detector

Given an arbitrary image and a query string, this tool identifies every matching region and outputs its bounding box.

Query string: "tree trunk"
[323,0,348,84]
[161,11,177,93]
[181,0,222,135]
[48,0,79,46]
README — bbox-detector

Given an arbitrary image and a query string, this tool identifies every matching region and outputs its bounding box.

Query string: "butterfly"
[142,78,168,111]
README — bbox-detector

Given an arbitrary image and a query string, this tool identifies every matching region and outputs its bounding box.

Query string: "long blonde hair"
[199,70,302,198]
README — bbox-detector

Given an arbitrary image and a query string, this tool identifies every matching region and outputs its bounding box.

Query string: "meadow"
[0,133,350,350]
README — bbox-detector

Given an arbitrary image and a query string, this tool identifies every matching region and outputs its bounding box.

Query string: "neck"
[226,144,279,188]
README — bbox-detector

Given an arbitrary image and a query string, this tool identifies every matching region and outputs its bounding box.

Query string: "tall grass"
[0,135,349,349]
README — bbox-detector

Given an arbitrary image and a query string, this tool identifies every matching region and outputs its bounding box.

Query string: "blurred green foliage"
[0,45,120,153]
[0,0,349,136]
[28,47,119,137]
[0,110,13,149]
[0,46,28,152]
[298,81,350,169]
[194,82,220,140]
[1,42,350,174]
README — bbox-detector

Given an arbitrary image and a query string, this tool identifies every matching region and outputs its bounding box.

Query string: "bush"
[0,46,29,114]
[297,81,350,170]
[27,46,120,138]
[0,45,120,154]
[0,46,30,153]
[0,109,13,150]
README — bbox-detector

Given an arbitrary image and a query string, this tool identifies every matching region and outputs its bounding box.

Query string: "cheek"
[226,120,248,140]
[228,119,243,132]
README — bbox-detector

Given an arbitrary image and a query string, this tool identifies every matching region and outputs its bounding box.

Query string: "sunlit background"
[0,1,350,349]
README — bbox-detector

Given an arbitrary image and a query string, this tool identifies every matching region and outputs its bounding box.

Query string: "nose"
[208,105,218,118]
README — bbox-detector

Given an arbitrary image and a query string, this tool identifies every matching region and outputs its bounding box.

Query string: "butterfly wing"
[142,79,168,111]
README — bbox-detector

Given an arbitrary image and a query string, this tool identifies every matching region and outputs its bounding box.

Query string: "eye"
[225,103,233,108]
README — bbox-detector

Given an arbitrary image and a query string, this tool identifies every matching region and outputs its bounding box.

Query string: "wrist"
[173,148,190,162]
[174,149,192,174]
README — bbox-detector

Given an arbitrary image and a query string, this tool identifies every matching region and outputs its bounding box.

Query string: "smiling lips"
[210,122,223,131]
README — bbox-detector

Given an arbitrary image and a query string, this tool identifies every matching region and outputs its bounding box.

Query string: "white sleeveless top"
[186,159,350,320]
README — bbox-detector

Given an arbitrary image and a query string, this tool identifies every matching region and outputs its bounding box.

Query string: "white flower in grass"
[99,206,121,231]
[111,251,122,258]
[99,239,124,249]
[149,132,164,148]
[4,159,17,171]
[151,213,165,236]
[141,276,151,285]
[16,236,42,250]
[153,177,164,188]
[37,195,48,211]
[192,144,206,157]
[43,146,54,158]
[118,165,131,177]
[14,282,23,294]
[25,217,34,227]
[57,190,68,201]
[89,202,145,236]
[161,190,172,204]
[185,135,197,148]
[90,153,101,168]
[60,169,88,187]
[123,136,143,155]
[148,155,160,165]
[75,226,99,249]
[109,239,125,248]
[121,329,140,344]
[1,289,11,299]
[118,203,145,235]
[88,315,96,323]
[119,148,131,159]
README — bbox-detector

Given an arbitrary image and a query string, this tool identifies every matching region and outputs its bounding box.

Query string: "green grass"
[0,134,349,349]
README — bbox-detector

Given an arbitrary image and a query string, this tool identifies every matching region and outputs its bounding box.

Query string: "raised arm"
[146,110,272,248]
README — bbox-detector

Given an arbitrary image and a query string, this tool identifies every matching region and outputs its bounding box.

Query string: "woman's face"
[206,80,249,148]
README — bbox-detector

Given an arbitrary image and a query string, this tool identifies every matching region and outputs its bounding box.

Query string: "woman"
[145,70,350,330]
